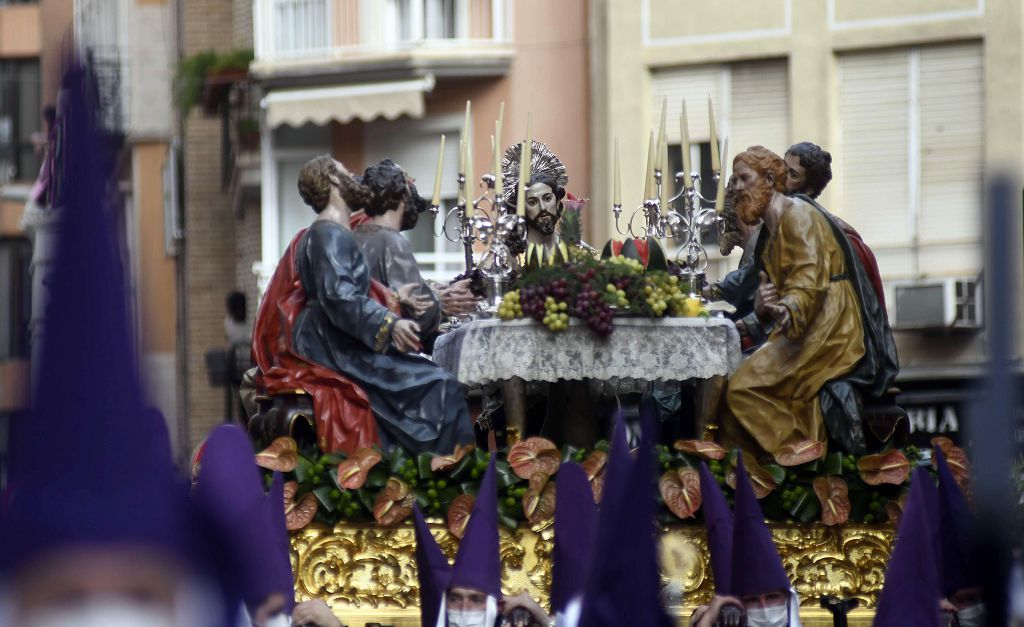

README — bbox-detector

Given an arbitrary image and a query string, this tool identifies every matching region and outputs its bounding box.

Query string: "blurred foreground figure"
[690,455,803,627]
[0,66,226,626]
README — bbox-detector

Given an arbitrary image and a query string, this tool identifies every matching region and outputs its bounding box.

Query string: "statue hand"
[767,303,791,333]
[397,284,434,318]
[391,319,422,353]
[755,271,778,320]
[439,280,480,316]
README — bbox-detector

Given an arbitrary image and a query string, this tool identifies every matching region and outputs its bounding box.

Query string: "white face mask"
[956,603,986,627]
[24,600,176,627]
[447,608,489,627]
[262,614,292,627]
[745,604,789,627]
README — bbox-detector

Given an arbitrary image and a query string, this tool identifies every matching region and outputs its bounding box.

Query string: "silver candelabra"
[613,166,723,297]
[428,173,526,312]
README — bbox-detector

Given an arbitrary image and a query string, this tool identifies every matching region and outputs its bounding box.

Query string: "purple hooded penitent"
[579,402,675,627]
[699,461,733,594]
[729,453,791,597]
[194,424,284,610]
[413,504,452,627]
[872,467,943,627]
[551,461,597,614]
[448,455,501,598]
[267,471,296,612]
[0,64,197,577]
[933,447,980,597]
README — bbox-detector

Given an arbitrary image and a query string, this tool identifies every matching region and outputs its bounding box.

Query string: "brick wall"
[180,0,237,448]
[234,200,261,328]
[233,0,253,50]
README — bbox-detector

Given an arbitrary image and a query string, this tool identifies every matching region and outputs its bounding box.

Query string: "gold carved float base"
[290,522,894,626]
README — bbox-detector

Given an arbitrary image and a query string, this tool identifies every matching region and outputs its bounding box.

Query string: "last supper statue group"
[243,114,900,471]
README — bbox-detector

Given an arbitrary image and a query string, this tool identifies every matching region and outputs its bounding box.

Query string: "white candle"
[680,100,692,189]
[613,137,621,206]
[708,95,720,173]
[431,134,445,207]
[715,138,729,213]
[643,130,656,200]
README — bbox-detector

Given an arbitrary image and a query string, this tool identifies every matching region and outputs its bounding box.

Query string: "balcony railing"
[255,0,510,63]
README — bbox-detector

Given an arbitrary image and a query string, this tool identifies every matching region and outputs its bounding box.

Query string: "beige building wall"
[592,0,1024,372]
[38,0,73,106]
[0,5,41,57]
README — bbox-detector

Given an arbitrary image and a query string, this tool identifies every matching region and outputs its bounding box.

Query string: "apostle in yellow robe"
[719,146,865,465]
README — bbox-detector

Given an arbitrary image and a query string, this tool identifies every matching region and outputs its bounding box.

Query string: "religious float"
[242,99,971,625]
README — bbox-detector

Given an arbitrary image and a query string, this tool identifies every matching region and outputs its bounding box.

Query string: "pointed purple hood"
[449,455,501,597]
[413,504,452,627]
[194,424,282,609]
[267,472,296,611]
[699,462,733,594]
[0,65,196,576]
[551,461,597,613]
[579,402,675,626]
[873,467,943,626]
[934,447,980,596]
[730,454,790,597]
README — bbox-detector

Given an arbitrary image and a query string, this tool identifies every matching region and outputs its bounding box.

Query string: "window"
[651,59,789,259]
[0,60,42,184]
[385,0,460,44]
[838,42,983,279]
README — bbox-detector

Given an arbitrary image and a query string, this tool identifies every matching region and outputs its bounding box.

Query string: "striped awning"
[262,76,436,128]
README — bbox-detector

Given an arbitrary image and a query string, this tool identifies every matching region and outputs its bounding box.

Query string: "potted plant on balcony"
[175,49,254,117]
[201,49,254,114]
[236,117,261,153]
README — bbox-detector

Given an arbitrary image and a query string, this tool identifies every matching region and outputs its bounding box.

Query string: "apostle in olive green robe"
[719,146,865,465]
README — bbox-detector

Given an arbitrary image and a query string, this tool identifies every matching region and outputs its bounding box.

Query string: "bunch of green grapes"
[397,458,419,488]
[604,282,629,307]
[497,289,524,321]
[420,478,449,515]
[862,492,890,524]
[335,489,361,519]
[780,485,810,512]
[841,453,858,474]
[503,484,527,508]
[707,460,728,486]
[605,254,645,273]
[643,273,685,317]
[542,296,570,331]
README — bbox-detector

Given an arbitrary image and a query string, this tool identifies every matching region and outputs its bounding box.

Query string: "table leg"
[502,377,527,444]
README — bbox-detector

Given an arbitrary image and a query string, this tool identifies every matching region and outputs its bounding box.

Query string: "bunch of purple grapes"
[450,268,488,297]
[572,288,614,337]
[518,284,552,322]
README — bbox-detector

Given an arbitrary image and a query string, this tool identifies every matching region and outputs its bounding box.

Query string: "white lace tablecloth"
[432,316,742,386]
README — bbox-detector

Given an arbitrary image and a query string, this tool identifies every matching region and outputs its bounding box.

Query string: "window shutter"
[838,50,910,250]
[918,42,984,245]
[730,59,790,157]
[651,65,723,142]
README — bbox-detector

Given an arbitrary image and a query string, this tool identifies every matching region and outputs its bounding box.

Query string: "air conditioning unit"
[892,277,982,332]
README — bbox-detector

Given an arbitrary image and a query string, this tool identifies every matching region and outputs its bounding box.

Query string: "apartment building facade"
[590,0,1024,442]
[177,0,591,449]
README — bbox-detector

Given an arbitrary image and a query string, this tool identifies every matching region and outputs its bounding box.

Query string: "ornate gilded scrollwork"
[290,522,894,621]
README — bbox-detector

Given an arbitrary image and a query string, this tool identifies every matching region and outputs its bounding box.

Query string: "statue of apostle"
[252,155,474,455]
[718,146,896,463]
[354,159,479,351]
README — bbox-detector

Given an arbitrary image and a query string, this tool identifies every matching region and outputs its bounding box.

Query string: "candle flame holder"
[430,171,526,313]
[614,168,723,297]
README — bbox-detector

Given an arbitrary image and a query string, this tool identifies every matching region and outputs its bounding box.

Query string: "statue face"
[784,153,807,195]
[525,181,559,235]
[732,161,774,226]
